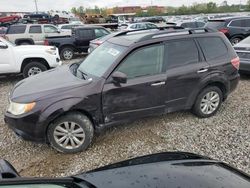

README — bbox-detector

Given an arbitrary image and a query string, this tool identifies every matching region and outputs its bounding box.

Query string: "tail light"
[219,28,229,34]
[44,39,49,46]
[231,57,240,70]
[94,40,103,46]
[2,35,8,40]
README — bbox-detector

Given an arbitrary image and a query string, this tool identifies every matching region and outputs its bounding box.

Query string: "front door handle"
[151,81,165,86]
[197,68,208,73]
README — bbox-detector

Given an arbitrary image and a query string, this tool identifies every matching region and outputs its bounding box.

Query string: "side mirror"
[0,159,20,179]
[57,30,61,33]
[112,71,127,84]
[70,62,80,75]
[0,42,8,49]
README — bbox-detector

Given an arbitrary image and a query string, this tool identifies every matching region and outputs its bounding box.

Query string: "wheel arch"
[21,58,50,72]
[15,38,34,45]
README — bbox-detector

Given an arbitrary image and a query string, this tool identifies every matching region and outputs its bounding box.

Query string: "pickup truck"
[44,25,110,60]
[4,24,71,45]
[0,37,61,78]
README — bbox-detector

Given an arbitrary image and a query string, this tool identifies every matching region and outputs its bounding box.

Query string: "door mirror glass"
[112,71,127,84]
[0,41,8,49]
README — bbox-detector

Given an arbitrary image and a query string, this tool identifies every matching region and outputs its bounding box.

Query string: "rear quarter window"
[206,21,226,29]
[198,37,228,61]
[7,25,26,34]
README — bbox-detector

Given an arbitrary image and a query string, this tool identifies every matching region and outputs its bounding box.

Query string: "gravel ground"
[0,60,249,177]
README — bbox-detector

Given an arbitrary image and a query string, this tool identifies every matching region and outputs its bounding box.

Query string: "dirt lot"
[0,61,249,177]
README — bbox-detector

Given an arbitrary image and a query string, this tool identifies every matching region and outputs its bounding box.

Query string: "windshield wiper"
[77,69,88,80]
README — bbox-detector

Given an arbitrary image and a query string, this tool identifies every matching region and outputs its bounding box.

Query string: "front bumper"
[4,112,47,143]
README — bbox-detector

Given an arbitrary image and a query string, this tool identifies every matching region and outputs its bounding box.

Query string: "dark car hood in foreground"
[75,152,250,188]
[11,65,91,103]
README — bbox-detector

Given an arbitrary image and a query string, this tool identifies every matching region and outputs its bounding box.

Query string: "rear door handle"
[197,68,208,73]
[151,81,165,86]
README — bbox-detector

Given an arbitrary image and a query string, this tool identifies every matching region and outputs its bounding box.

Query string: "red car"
[0,15,21,25]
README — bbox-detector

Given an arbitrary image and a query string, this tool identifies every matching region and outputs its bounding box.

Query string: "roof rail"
[139,27,216,41]
[115,28,159,37]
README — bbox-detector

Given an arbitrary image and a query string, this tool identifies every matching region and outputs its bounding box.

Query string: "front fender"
[39,97,83,128]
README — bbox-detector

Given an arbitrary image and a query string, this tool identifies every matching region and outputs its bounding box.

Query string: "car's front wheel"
[23,62,47,78]
[60,47,74,60]
[192,86,223,118]
[47,112,94,153]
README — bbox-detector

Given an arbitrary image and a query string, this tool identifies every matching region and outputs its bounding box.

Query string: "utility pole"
[34,0,38,13]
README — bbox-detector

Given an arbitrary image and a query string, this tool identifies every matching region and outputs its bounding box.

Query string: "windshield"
[77,42,127,78]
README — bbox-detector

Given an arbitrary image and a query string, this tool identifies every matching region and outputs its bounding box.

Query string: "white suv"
[0,37,62,78]
[5,24,71,45]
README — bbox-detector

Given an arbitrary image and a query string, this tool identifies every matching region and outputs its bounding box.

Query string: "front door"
[102,43,167,123]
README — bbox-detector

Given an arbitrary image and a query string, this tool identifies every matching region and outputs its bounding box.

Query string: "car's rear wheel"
[47,112,94,153]
[60,47,74,60]
[23,62,47,78]
[192,86,223,118]
[230,37,242,46]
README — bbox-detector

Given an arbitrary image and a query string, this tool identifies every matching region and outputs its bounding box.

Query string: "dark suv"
[4,29,240,153]
[206,16,250,45]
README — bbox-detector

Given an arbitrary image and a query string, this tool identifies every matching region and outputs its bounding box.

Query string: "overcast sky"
[0,0,247,12]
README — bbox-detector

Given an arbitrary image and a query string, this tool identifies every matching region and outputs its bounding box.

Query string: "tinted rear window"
[78,29,93,38]
[166,39,199,68]
[7,25,26,34]
[198,37,228,61]
[29,26,42,33]
[206,21,226,29]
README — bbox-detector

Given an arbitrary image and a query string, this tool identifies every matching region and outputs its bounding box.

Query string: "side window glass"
[78,29,93,38]
[230,20,242,27]
[29,26,42,33]
[166,40,199,68]
[117,44,165,79]
[44,26,58,33]
[198,37,228,61]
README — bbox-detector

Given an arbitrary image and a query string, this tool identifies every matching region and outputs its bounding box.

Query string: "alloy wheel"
[27,67,42,77]
[200,91,220,115]
[53,122,85,150]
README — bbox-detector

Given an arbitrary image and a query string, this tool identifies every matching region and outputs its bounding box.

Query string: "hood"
[75,152,250,188]
[11,65,91,103]
[14,45,54,51]
[234,43,250,50]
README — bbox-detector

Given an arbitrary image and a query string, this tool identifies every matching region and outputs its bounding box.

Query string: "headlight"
[8,101,36,115]
[45,47,57,55]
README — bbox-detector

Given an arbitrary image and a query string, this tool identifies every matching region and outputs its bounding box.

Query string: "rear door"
[75,28,95,52]
[164,38,210,110]
[102,43,167,122]
[28,25,43,45]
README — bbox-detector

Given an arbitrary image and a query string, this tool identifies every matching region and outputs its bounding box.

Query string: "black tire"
[230,37,242,46]
[192,86,223,118]
[60,47,74,60]
[47,112,94,153]
[22,62,47,78]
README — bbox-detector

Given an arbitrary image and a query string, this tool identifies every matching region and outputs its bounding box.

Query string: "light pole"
[34,0,38,13]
